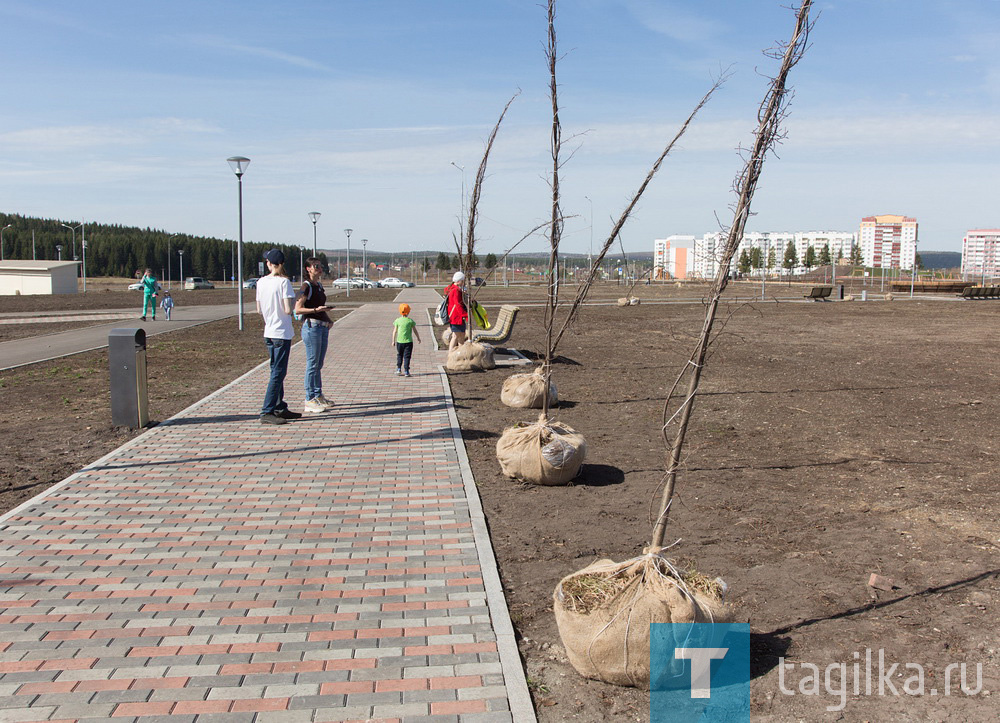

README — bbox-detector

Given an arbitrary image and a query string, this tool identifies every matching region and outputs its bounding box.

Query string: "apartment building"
[962,229,1000,280]
[859,214,918,270]
[653,236,695,279]
[689,230,856,277]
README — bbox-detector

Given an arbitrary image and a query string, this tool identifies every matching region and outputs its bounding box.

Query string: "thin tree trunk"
[542,0,561,419]
[651,0,814,550]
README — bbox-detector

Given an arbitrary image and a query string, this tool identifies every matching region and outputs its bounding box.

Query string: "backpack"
[434,286,450,325]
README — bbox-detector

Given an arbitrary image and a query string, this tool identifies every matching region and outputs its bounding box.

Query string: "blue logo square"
[650,623,752,722]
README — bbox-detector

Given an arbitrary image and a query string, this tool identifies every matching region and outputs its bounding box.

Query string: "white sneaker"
[304,398,326,414]
[317,394,335,409]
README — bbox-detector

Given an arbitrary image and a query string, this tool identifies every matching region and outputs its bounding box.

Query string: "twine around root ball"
[560,555,726,615]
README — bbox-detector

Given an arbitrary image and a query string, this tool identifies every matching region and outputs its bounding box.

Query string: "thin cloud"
[0,118,222,152]
[181,34,336,73]
[620,0,725,44]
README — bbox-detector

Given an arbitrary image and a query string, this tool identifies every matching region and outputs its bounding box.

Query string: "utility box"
[837,284,845,299]
[109,328,149,428]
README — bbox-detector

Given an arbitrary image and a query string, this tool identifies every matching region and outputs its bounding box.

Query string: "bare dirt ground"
[446,292,998,721]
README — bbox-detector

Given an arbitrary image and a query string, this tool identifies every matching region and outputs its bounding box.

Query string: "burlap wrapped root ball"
[442,327,453,346]
[617,296,640,306]
[496,413,585,485]
[884,292,894,301]
[446,340,496,372]
[500,368,557,409]
[553,551,733,689]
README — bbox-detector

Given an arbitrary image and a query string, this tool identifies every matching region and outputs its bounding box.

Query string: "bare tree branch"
[650,0,814,550]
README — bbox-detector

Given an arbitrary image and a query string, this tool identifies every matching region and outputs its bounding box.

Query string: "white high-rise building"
[859,215,918,270]
[962,229,1000,281]
[691,230,856,277]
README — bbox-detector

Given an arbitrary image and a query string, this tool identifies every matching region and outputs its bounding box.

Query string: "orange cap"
[398,303,411,315]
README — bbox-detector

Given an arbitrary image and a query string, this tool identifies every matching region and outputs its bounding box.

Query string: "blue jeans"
[261,337,291,415]
[301,321,329,400]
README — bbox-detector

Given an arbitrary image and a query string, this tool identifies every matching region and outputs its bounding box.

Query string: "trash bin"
[109,328,149,428]
[837,284,845,300]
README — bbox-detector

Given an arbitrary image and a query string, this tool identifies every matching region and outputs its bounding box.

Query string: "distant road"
[0,304,237,371]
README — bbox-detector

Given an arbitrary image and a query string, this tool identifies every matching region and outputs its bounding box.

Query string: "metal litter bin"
[109,328,149,428]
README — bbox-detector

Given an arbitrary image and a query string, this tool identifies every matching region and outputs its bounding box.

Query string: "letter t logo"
[675,647,729,698]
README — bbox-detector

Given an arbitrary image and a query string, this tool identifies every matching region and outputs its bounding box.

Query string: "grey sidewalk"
[0,304,239,371]
[0,288,535,722]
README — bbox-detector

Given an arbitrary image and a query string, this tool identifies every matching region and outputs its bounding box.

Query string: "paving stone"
[0,296,527,723]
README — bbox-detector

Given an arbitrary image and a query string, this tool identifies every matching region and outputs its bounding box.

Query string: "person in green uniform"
[140,268,158,321]
[390,303,421,377]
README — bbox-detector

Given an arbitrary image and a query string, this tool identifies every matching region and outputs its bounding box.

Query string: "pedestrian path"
[0,289,534,723]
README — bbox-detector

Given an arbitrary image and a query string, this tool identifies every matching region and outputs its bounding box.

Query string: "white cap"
[453,271,466,282]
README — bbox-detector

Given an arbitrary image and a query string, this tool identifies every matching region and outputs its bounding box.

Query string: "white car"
[332,277,362,289]
[380,277,414,288]
[184,277,214,290]
[128,281,162,292]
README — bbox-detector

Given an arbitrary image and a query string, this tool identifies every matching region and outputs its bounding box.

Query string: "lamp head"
[308,211,321,224]
[227,156,251,177]
[344,228,353,237]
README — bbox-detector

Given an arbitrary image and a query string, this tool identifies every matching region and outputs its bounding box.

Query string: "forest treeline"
[0,212,319,281]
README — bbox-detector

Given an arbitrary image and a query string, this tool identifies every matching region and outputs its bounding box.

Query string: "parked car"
[473,277,485,287]
[128,281,161,292]
[380,277,414,288]
[242,277,259,289]
[184,277,214,290]
[332,277,362,289]
[351,277,378,288]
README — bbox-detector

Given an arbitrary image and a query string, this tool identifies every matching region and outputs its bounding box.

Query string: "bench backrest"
[472,304,519,344]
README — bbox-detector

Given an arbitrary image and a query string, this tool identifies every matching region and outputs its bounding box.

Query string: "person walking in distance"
[256,249,301,425]
[295,257,335,413]
[445,271,468,352]
[391,303,421,377]
[139,268,158,321]
[159,291,174,321]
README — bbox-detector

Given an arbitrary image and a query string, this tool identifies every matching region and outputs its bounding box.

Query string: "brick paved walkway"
[0,290,534,723]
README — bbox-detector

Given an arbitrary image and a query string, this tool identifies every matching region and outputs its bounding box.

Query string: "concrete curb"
[437,365,538,723]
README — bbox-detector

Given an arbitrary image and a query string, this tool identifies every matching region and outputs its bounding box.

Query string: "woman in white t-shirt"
[255,249,300,424]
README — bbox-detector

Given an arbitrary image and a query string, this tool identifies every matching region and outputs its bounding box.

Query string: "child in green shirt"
[391,303,421,377]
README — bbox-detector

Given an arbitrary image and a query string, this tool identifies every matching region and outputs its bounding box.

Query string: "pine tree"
[738,249,752,275]
[804,245,817,269]
[485,252,498,268]
[783,240,798,271]
[818,243,831,266]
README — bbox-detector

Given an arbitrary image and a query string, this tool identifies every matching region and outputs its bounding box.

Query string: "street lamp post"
[178,249,185,286]
[55,244,62,260]
[361,239,368,288]
[299,247,305,282]
[0,224,11,260]
[584,195,593,266]
[167,233,179,290]
[81,222,87,292]
[227,156,251,331]
[344,229,353,298]
[308,212,321,258]
[59,223,82,261]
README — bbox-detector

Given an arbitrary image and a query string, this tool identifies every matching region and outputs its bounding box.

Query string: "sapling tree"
[650,0,814,550]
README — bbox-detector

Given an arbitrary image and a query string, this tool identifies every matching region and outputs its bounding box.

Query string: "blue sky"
[1,1,998,255]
